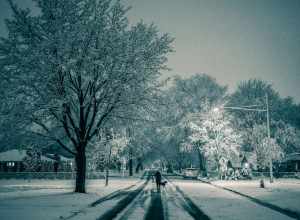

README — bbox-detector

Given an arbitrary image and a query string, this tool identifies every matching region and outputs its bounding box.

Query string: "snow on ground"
[212,178,300,214]
[173,179,295,220]
[164,181,196,220]
[0,178,140,220]
[1,177,299,220]
[114,180,152,220]
[0,179,74,200]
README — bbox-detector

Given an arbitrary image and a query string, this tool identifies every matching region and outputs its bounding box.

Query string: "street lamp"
[215,94,273,183]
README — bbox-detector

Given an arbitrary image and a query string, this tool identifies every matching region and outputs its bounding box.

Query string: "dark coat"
[154,171,161,183]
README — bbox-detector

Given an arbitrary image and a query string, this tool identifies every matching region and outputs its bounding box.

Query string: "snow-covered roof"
[45,154,73,162]
[228,156,242,168]
[41,155,55,162]
[283,153,300,162]
[0,149,70,162]
[0,149,27,162]
[60,156,73,162]
[228,151,257,168]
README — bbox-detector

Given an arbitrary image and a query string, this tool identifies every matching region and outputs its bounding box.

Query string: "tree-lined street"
[0,0,300,219]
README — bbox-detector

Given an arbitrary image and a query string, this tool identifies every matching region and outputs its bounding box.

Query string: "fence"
[252,171,300,179]
[0,171,130,180]
[1,171,299,180]
[167,170,300,180]
[0,172,75,179]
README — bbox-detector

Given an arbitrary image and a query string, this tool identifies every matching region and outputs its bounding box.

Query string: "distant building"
[0,149,73,172]
[227,151,257,171]
[0,149,27,172]
[280,153,300,172]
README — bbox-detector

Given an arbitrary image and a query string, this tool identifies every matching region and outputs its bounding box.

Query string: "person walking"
[154,170,162,192]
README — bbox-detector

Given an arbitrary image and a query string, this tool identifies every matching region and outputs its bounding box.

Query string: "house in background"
[280,153,300,172]
[0,149,27,172]
[45,153,74,172]
[0,149,73,172]
[227,151,257,171]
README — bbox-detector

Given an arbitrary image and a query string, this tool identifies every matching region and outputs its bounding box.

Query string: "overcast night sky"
[1,0,300,102]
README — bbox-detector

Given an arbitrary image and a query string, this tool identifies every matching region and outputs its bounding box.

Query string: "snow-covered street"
[0,176,299,220]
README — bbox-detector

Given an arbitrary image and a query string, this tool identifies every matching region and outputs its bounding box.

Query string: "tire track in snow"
[90,184,137,207]
[144,188,165,220]
[97,177,150,220]
[117,174,167,220]
[117,183,152,220]
[165,176,211,220]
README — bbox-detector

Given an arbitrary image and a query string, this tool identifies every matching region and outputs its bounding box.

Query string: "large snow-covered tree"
[154,74,227,171]
[251,124,285,170]
[0,0,173,192]
[186,107,241,176]
[273,120,300,154]
[258,137,284,169]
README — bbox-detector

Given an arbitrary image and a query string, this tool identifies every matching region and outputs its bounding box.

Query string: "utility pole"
[266,94,273,183]
[209,97,275,185]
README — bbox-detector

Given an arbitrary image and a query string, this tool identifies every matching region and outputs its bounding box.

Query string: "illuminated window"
[7,162,15,167]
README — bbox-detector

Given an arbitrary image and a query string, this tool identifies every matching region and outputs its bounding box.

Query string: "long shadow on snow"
[144,189,164,220]
[165,176,211,220]
[198,179,300,220]
[89,184,136,207]
[97,178,150,220]
[61,184,138,220]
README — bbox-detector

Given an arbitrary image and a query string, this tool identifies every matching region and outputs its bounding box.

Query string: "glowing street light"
[213,107,219,113]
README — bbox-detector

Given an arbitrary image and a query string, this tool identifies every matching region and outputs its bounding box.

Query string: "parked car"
[182,168,199,179]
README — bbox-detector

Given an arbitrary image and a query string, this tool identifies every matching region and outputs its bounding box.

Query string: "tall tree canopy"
[0,0,173,192]
[229,79,300,153]
[229,79,300,129]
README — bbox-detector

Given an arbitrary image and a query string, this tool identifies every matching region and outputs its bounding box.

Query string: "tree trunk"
[129,148,133,176]
[105,146,112,186]
[197,149,203,169]
[135,157,142,174]
[129,158,133,176]
[105,167,109,186]
[178,159,182,172]
[135,163,140,173]
[197,148,207,176]
[75,148,86,193]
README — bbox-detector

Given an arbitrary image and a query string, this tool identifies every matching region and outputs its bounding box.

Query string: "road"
[61,174,298,220]
[0,174,299,220]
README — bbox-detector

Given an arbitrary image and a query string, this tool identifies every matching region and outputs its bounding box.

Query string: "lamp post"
[214,94,273,183]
